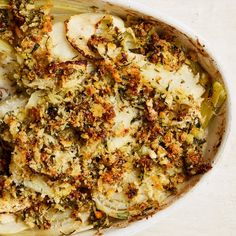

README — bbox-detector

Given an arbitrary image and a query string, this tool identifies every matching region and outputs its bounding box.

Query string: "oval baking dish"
[0,0,230,235]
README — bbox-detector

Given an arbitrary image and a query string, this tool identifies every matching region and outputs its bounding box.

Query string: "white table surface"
[132,0,236,236]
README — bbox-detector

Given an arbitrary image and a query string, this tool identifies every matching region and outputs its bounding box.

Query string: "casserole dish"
[0,0,230,235]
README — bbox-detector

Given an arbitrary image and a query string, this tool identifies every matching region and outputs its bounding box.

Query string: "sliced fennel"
[0,39,13,54]
[201,81,226,128]
[93,192,129,220]
[211,81,227,108]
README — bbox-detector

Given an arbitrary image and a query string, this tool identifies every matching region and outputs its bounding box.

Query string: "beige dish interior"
[0,0,229,235]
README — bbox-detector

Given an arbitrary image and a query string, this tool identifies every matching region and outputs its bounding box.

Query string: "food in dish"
[0,0,226,235]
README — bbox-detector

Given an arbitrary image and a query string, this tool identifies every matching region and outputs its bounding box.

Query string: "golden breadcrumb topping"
[0,0,226,234]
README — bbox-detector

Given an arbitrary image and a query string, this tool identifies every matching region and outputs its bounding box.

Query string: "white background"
[134,0,236,236]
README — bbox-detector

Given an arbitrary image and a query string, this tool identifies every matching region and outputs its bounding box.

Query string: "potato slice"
[49,22,80,61]
[0,95,27,118]
[0,214,29,235]
[10,160,74,201]
[0,196,30,214]
[0,211,93,235]
[0,39,18,100]
[65,13,125,59]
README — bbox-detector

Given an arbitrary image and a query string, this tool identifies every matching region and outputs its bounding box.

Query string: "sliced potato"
[0,214,29,235]
[0,195,30,214]
[0,211,93,236]
[42,210,93,236]
[65,13,125,59]
[0,95,27,118]
[49,22,80,61]
[10,161,74,201]
[0,39,18,100]
[48,60,94,89]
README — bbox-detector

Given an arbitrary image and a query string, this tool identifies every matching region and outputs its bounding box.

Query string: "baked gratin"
[0,0,226,235]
